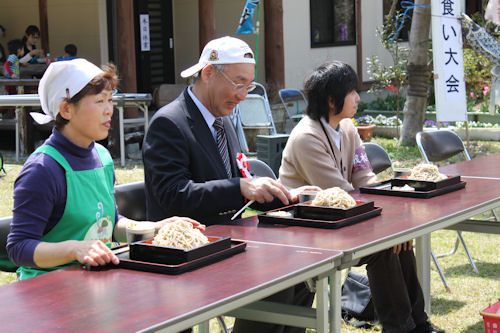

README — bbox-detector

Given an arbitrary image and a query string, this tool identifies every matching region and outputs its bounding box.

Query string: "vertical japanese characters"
[431,0,468,122]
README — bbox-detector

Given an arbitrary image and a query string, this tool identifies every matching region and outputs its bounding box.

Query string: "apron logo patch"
[84,202,113,244]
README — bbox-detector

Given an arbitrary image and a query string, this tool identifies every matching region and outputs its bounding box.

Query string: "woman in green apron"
[8,59,204,280]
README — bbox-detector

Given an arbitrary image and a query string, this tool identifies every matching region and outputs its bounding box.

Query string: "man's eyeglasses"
[216,69,256,93]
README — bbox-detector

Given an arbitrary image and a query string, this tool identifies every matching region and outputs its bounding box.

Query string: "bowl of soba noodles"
[129,220,231,265]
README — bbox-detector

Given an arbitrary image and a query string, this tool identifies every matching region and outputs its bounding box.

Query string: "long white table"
[0,93,151,166]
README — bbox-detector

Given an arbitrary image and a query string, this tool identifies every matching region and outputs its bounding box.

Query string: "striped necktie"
[214,118,232,178]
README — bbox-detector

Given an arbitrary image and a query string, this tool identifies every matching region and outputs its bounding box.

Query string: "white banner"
[140,14,150,52]
[431,0,467,122]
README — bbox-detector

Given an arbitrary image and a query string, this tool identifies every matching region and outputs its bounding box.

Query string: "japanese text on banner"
[431,0,467,122]
[140,14,150,52]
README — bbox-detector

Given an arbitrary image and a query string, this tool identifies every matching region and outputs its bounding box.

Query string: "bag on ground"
[341,271,377,326]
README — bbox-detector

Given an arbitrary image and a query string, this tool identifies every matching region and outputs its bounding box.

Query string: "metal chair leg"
[431,249,451,292]
[492,208,499,221]
[436,234,460,258]
[434,231,479,274]
[217,316,229,333]
[456,231,479,274]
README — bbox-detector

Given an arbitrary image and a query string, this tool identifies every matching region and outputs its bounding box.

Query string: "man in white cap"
[143,36,314,333]
[143,36,307,225]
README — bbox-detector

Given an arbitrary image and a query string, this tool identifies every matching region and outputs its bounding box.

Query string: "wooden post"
[465,120,470,150]
[117,1,137,97]
[38,0,50,54]
[264,0,284,101]
[199,0,216,53]
[355,0,362,90]
[113,0,138,158]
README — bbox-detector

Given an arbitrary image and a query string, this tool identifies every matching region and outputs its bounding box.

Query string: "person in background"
[57,44,77,61]
[3,39,24,78]
[7,59,204,280]
[279,61,444,333]
[19,25,43,64]
[3,39,24,94]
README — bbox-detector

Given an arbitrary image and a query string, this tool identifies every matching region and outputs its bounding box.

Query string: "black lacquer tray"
[258,203,382,229]
[360,178,466,198]
[83,240,247,275]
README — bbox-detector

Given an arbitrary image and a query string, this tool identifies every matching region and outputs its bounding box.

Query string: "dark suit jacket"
[143,88,245,225]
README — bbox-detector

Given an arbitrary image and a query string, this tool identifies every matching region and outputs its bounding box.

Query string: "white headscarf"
[32,58,104,124]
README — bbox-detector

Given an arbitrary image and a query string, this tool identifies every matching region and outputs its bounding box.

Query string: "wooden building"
[0,0,483,95]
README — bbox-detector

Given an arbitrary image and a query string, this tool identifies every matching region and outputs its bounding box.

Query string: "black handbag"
[341,271,378,327]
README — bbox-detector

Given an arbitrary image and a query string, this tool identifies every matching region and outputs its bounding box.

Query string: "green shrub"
[463,48,493,109]
[360,94,406,111]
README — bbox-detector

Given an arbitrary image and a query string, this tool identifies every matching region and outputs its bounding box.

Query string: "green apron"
[17,143,115,280]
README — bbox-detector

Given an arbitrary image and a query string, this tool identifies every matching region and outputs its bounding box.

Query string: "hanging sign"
[140,14,150,51]
[431,0,467,122]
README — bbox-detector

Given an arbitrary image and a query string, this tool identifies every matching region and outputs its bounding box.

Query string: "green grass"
[1,139,500,332]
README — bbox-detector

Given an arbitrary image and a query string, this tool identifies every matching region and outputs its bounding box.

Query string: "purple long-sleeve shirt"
[7,128,121,267]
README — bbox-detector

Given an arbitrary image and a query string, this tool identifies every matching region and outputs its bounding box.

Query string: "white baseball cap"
[180,36,255,78]
[32,58,104,124]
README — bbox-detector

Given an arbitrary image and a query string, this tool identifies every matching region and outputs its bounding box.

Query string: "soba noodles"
[409,164,447,181]
[153,220,208,249]
[312,187,357,209]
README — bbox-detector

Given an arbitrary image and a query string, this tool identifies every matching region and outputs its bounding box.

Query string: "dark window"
[310,0,356,48]
[383,0,410,41]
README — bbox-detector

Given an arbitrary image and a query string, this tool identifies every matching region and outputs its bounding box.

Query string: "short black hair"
[7,39,24,55]
[65,44,77,56]
[25,25,40,36]
[304,61,358,122]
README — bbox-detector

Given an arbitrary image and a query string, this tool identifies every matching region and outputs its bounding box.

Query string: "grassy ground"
[1,138,499,332]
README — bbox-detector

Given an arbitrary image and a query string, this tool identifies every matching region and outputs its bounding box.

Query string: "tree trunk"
[400,0,431,145]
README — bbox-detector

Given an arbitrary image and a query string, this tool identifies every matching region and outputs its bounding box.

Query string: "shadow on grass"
[462,320,485,333]
[431,297,466,315]
[444,262,500,280]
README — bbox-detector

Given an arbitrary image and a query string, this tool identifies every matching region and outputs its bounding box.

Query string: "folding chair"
[416,130,481,291]
[114,181,147,221]
[349,143,393,279]
[230,107,250,154]
[363,142,394,174]
[231,82,277,153]
[0,216,18,272]
[248,158,277,179]
[278,89,308,122]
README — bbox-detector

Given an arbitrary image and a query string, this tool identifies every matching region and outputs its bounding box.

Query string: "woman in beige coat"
[279,63,377,191]
[279,62,444,333]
